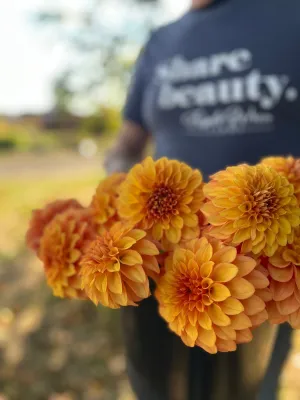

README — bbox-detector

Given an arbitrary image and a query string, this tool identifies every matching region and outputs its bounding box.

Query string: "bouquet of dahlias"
[26,156,300,354]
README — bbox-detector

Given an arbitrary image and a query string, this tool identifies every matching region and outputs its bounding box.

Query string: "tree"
[33,0,161,113]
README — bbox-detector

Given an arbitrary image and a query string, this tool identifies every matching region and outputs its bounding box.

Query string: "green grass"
[0,171,104,258]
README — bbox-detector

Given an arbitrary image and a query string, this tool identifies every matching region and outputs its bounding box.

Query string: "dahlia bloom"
[266,228,300,328]
[202,164,300,257]
[156,237,266,353]
[118,157,204,249]
[26,199,83,253]
[80,222,160,308]
[39,208,96,299]
[90,173,126,232]
[261,156,300,203]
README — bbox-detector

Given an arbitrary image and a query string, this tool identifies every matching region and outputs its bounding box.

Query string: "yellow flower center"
[178,275,213,308]
[246,187,279,218]
[147,185,179,219]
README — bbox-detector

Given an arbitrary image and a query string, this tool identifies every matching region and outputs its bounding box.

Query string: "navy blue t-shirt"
[123,0,300,178]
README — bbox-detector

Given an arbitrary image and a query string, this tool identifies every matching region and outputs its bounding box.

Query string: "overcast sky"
[0,0,189,115]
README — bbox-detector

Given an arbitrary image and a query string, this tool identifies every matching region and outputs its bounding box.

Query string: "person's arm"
[104,34,154,173]
[104,120,150,174]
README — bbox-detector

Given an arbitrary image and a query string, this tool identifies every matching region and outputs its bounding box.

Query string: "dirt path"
[0,151,104,179]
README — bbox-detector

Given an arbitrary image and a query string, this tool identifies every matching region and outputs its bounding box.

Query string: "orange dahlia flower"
[266,228,300,328]
[90,173,126,232]
[156,237,265,354]
[26,199,83,253]
[118,157,204,248]
[202,164,300,257]
[261,156,300,203]
[80,222,160,308]
[39,208,96,299]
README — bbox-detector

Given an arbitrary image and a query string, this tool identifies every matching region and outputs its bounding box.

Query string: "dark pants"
[122,296,291,400]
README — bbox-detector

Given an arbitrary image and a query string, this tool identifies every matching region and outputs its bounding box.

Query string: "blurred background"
[0,1,300,399]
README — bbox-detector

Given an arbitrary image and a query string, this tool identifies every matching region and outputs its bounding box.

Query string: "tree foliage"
[34,0,160,111]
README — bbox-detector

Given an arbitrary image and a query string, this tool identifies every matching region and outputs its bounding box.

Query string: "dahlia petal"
[264,242,279,257]
[277,295,300,316]
[70,249,81,263]
[288,309,300,329]
[242,295,266,316]
[188,259,199,274]
[134,239,159,256]
[120,250,143,266]
[296,270,300,290]
[236,329,253,344]
[121,265,147,283]
[198,311,212,330]
[152,224,163,241]
[186,323,198,342]
[143,156,156,181]
[165,227,181,244]
[207,214,228,226]
[271,279,295,302]
[232,228,251,244]
[173,249,188,264]
[230,313,252,330]
[182,214,198,228]
[200,261,214,278]
[252,239,268,255]
[111,289,128,306]
[246,270,270,289]
[256,288,273,303]
[220,297,244,315]
[241,240,253,254]
[207,304,231,327]
[197,328,216,347]
[188,309,198,326]
[268,265,294,283]
[283,249,300,265]
[250,309,268,328]
[201,202,220,216]
[212,247,237,264]
[277,233,288,247]
[267,301,288,325]
[227,278,255,300]
[195,243,213,264]
[216,339,237,352]
[270,220,279,234]
[196,341,218,354]
[212,197,235,208]
[278,218,292,235]
[181,332,195,348]
[202,294,213,306]
[116,237,136,250]
[126,279,150,299]
[211,263,238,282]
[269,253,290,268]
[107,272,123,294]
[171,215,184,229]
[181,226,200,241]
[95,274,108,292]
[98,291,110,307]
[220,207,243,219]
[235,255,257,277]
[193,300,204,313]
[209,283,231,302]
[266,229,276,246]
[143,255,160,274]
[287,214,300,227]
[214,326,236,341]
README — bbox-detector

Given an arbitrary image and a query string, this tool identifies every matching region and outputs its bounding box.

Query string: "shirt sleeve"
[123,36,153,132]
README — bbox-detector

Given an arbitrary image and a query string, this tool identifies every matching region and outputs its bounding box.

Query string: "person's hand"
[103,120,150,173]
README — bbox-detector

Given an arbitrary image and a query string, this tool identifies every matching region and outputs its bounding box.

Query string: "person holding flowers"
[27,0,300,399]
[102,0,300,398]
